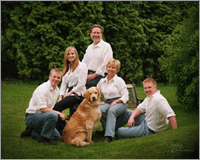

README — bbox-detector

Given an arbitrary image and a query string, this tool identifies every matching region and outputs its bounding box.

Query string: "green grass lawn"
[1,80,199,159]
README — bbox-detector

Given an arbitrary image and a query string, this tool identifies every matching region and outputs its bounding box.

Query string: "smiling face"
[107,64,118,77]
[67,49,76,64]
[143,81,157,97]
[106,59,120,78]
[90,27,102,44]
[49,70,62,89]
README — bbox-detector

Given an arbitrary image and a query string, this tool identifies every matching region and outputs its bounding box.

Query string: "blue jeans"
[117,110,154,138]
[99,98,127,138]
[25,112,61,140]
[86,72,104,88]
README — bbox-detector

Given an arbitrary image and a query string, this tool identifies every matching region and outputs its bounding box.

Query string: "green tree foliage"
[1,2,19,78]
[133,1,186,83]
[102,1,147,84]
[1,1,189,84]
[158,2,199,109]
[2,1,104,81]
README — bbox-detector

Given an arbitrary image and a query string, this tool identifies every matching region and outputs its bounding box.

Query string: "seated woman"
[96,59,129,142]
[53,46,88,136]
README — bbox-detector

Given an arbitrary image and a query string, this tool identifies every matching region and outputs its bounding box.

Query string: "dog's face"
[83,87,102,102]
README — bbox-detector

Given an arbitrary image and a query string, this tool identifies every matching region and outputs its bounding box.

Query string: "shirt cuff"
[96,70,105,77]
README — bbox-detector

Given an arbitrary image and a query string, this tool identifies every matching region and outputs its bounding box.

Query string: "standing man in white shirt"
[21,68,65,146]
[117,78,177,139]
[82,24,113,88]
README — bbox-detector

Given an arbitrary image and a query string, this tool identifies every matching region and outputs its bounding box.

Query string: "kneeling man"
[21,68,66,145]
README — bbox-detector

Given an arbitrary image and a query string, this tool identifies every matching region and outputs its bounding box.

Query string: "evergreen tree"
[159,2,199,109]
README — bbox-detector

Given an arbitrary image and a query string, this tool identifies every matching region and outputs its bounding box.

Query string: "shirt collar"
[92,39,103,48]
[47,80,58,91]
[152,90,160,97]
[104,74,118,83]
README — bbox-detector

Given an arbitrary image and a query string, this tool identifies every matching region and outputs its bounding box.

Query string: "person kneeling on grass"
[21,68,67,146]
[117,78,177,139]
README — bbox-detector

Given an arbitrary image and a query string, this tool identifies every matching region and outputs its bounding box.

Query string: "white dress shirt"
[137,90,176,133]
[60,62,87,96]
[26,80,59,114]
[97,75,129,103]
[82,39,113,76]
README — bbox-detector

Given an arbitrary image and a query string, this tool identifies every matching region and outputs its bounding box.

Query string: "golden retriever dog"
[61,87,102,147]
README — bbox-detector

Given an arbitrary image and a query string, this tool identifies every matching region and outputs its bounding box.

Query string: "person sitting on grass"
[117,78,177,139]
[21,68,66,146]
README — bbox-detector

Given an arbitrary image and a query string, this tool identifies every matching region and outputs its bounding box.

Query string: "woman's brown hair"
[62,46,79,76]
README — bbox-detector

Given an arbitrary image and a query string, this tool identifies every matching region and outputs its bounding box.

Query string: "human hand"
[127,118,135,127]
[64,92,72,98]
[86,74,95,82]
[57,96,63,102]
[64,115,70,120]
[59,113,66,121]
[101,102,106,105]
[110,100,118,108]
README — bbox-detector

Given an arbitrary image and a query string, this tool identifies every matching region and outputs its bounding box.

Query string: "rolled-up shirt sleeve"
[156,99,176,118]
[35,89,48,110]
[137,98,147,113]
[96,44,113,76]
[82,49,89,66]
[26,81,59,114]
[97,79,102,89]
[72,63,88,93]
[60,76,67,96]
[118,80,129,103]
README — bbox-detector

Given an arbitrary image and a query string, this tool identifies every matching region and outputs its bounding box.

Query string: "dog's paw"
[72,138,90,147]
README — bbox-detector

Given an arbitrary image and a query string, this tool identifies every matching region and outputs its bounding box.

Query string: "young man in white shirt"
[21,68,65,145]
[82,24,113,88]
[117,78,177,138]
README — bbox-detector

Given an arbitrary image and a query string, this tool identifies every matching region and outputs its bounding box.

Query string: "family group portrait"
[1,1,199,159]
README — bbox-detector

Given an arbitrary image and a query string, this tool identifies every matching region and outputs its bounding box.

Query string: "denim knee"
[47,112,58,122]
[108,103,126,116]
[99,104,110,113]
[117,128,123,138]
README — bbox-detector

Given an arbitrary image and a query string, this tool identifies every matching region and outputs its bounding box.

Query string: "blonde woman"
[53,46,88,135]
[96,59,129,142]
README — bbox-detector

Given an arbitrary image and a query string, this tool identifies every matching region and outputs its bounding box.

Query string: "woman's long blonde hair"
[62,46,79,76]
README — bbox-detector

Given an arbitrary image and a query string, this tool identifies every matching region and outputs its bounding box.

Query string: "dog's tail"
[71,137,90,147]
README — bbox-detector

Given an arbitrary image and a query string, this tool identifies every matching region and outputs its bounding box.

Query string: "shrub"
[158,2,199,109]
[2,1,188,84]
